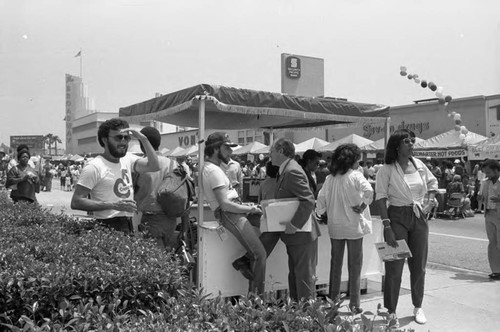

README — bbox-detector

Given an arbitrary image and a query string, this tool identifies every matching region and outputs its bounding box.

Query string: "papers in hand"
[260,198,312,233]
[375,240,412,262]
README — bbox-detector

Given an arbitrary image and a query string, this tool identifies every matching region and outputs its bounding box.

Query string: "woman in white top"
[316,143,373,314]
[375,129,438,327]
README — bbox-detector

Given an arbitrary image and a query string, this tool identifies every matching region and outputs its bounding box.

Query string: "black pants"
[384,205,428,313]
[97,216,133,234]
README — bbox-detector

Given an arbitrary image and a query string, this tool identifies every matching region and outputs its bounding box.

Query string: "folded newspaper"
[260,198,312,232]
[375,240,412,262]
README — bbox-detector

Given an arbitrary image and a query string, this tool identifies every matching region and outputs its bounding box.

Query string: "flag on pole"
[74,50,81,57]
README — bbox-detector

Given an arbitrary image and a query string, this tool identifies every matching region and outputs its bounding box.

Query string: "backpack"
[157,166,195,218]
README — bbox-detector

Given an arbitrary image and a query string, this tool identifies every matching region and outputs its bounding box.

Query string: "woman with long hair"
[375,129,438,327]
[316,143,373,314]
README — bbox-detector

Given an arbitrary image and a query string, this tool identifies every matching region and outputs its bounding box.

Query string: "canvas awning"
[232,141,268,155]
[119,84,389,130]
[294,137,329,154]
[412,129,487,159]
[361,137,424,151]
[319,134,374,152]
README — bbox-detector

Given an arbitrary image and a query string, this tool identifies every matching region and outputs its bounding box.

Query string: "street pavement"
[34,179,500,331]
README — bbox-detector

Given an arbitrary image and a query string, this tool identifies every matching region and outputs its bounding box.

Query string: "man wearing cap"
[132,126,177,249]
[259,138,319,301]
[71,118,159,233]
[201,132,266,295]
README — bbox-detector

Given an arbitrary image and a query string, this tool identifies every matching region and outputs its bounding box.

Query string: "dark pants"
[141,213,177,250]
[215,209,266,295]
[384,205,428,313]
[260,232,318,301]
[97,216,133,234]
[329,238,363,308]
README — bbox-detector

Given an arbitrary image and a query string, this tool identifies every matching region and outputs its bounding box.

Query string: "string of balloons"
[400,66,468,142]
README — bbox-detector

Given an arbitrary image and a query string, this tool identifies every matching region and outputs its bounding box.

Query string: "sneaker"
[232,257,254,280]
[388,313,400,329]
[414,307,427,324]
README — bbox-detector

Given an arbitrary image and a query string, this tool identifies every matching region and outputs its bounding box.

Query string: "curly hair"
[97,118,129,147]
[384,129,416,164]
[329,143,361,176]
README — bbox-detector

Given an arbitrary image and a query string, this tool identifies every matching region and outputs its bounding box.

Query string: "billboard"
[10,135,44,156]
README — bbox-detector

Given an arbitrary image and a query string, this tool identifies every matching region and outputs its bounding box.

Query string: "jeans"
[215,208,266,295]
[384,205,428,313]
[485,210,500,273]
[329,238,363,308]
[141,213,178,250]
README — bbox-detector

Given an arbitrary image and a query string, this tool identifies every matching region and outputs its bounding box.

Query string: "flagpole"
[79,48,83,79]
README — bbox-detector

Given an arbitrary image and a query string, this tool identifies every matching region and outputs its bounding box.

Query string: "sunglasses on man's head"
[402,137,416,145]
[111,134,131,142]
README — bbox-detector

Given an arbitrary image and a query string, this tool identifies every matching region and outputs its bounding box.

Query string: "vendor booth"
[319,134,373,152]
[119,83,390,298]
[412,129,486,159]
[294,137,329,154]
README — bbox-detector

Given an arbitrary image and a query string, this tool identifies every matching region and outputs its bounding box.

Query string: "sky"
[1,0,500,148]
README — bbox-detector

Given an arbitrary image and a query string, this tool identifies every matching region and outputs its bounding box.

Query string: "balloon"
[455,125,461,131]
[455,119,462,125]
[445,95,452,102]
[400,71,407,76]
[400,66,407,72]
[460,126,466,131]
[436,91,443,98]
[414,78,421,84]
[462,128,469,135]
[437,86,444,93]
[420,80,428,88]
[451,111,457,116]
[429,84,437,92]
[454,114,461,121]
[408,74,413,79]
[459,134,466,140]
[438,98,446,105]
[447,113,452,117]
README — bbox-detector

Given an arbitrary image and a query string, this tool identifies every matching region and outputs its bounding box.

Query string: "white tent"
[166,146,185,157]
[412,129,487,159]
[232,141,268,155]
[319,134,373,152]
[361,136,424,151]
[294,137,329,154]
[175,144,199,157]
[159,147,170,156]
[468,135,500,160]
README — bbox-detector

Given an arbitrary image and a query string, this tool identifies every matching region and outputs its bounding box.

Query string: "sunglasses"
[111,134,131,142]
[402,137,416,145]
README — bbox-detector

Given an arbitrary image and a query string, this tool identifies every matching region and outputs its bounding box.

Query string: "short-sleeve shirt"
[77,154,136,219]
[202,161,238,211]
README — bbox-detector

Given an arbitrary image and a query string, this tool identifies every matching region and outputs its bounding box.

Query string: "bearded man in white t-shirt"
[71,118,159,233]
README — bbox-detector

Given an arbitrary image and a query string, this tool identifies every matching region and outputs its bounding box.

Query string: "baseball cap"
[454,159,460,164]
[205,132,238,148]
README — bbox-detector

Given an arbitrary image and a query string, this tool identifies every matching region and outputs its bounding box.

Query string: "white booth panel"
[196,205,383,298]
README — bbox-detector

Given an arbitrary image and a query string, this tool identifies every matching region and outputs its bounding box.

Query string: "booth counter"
[193,204,383,298]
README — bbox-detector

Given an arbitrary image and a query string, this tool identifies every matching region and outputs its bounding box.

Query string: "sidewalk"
[34,181,500,331]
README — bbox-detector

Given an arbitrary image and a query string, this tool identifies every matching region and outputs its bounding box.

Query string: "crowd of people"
[4,119,500,328]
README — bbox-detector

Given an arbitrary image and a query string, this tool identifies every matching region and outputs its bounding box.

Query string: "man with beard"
[71,118,159,233]
[201,132,266,295]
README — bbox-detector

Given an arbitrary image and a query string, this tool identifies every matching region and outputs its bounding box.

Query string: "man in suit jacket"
[260,138,320,301]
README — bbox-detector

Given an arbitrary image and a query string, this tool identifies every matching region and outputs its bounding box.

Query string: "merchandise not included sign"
[413,148,466,159]
[10,135,44,155]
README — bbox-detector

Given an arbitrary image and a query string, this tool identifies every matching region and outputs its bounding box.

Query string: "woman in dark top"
[299,149,322,198]
[6,149,40,203]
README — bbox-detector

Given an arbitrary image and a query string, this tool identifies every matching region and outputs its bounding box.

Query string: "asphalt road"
[35,178,492,274]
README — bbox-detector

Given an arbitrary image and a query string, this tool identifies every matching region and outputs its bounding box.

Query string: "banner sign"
[468,146,500,160]
[413,148,466,159]
[10,135,44,156]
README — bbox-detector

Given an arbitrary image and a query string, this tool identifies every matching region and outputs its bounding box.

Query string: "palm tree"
[44,134,54,155]
[52,135,62,156]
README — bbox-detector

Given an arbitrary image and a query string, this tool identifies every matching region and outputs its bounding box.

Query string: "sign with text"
[413,148,466,159]
[10,135,44,156]
[468,146,500,160]
[285,56,301,79]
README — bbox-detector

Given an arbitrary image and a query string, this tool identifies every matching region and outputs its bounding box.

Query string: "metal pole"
[197,99,205,289]
[384,117,391,160]
[80,49,83,79]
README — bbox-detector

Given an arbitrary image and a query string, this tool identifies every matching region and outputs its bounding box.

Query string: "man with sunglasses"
[71,118,159,233]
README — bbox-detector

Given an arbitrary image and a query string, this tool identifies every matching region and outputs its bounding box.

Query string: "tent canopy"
[319,134,373,152]
[414,129,487,149]
[295,137,329,154]
[166,146,185,157]
[232,141,268,155]
[172,144,199,157]
[361,136,424,151]
[469,135,500,151]
[119,84,389,130]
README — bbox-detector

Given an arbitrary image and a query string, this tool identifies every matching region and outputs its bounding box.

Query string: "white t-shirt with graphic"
[78,154,136,219]
[202,161,238,211]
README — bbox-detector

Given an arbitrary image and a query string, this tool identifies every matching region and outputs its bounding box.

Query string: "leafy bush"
[0,194,186,330]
